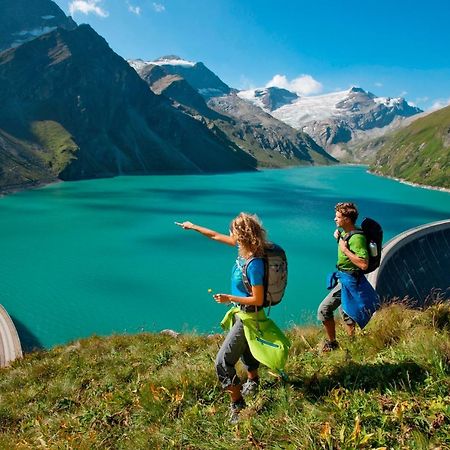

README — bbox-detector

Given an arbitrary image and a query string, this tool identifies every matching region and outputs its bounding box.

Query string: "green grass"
[31,120,79,175]
[371,105,450,189]
[1,303,449,449]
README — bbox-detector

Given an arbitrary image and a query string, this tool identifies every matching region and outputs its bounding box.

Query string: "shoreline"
[367,169,450,194]
[0,167,450,198]
[0,178,60,198]
[1,165,449,198]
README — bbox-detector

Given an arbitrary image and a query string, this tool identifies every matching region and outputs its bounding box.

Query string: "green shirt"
[337,231,368,271]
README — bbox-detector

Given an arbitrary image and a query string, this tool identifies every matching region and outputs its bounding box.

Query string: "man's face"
[334,211,348,228]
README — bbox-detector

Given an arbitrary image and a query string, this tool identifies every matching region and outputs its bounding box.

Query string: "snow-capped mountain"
[238,87,299,112]
[129,57,336,167]
[267,87,422,150]
[130,56,231,99]
[0,0,77,53]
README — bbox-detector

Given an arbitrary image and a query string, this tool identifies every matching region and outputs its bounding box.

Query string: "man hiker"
[317,202,380,352]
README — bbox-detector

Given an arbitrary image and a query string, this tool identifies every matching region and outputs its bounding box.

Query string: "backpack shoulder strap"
[242,257,268,297]
[342,229,364,242]
[242,257,256,295]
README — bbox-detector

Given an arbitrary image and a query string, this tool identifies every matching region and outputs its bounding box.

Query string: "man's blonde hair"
[335,202,359,224]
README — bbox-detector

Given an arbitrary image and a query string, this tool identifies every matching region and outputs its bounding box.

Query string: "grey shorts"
[215,316,260,389]
[317,287,355,326]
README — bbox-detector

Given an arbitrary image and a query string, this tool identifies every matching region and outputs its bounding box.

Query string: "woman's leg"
[241,342,260,380]
[215,317,249,401]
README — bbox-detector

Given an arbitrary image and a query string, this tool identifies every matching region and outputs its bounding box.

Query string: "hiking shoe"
[241,378,259,397]
[321,340,339,352]
[229,398,246,424]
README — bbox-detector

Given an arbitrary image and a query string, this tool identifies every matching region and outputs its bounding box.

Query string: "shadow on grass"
[287,360,427,399]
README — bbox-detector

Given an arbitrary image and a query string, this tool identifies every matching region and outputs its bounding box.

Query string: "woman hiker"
[175,212,268,423]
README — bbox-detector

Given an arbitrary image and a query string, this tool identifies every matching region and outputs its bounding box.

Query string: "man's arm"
[338,238,369,270]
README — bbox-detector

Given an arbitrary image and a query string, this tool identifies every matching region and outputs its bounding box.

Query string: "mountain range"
[129,57,335,167]
[239,86,423,160]
[0,23,258,190]
[0,0,447,191]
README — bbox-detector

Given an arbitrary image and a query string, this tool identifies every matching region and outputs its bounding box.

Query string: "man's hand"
[338,237,348,253]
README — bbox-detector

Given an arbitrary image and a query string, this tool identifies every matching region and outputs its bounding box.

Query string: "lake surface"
[1,166,449,350]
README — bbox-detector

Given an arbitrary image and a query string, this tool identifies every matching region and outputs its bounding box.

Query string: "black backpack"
[242,243,288,308]
[342,217,383,274]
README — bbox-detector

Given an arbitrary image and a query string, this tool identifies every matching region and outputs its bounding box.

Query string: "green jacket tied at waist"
[221,307,291,373]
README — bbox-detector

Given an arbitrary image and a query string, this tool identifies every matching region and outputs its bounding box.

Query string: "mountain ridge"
[130,58,337,167]
[0,25,257,189]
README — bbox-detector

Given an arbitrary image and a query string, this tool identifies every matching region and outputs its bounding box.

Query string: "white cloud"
[399,91,408,97]
[69,0,109,17]
[375,82,383,87]
[265,74,323,96]
[238,75,255,91]
[128,4,141,15]
[153,2,165,12]
[429,97,450,111]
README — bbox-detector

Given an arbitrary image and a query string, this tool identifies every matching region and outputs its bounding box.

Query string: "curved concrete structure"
[368,219,450,305]
[0,304,22,367]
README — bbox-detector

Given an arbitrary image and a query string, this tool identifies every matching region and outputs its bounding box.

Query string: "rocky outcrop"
[238,87,299,112]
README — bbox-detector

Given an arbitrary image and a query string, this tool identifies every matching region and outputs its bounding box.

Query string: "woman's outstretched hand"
[213,293,231,304]
[175,221,194,230]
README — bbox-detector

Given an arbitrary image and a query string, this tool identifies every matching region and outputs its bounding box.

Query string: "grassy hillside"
[0,303,449,449]
[30,121,79,174]
[371,106,450,189]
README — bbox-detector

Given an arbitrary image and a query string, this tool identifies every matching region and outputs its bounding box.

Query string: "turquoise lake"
[1,166,449,350]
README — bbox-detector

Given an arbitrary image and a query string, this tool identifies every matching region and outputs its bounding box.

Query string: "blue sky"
[54,0,450,110]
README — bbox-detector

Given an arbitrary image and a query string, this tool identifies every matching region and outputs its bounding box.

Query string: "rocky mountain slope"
[240,86,423,160]
[238,86,299,112]
[130,58,336,167]
[0,0,77,52]
[207,94,335,166]
[131,56,232,99]
[370,105,450,189]
[0,25,257,190]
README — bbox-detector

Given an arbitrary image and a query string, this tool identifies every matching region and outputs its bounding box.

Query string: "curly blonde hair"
[230,212,267,257]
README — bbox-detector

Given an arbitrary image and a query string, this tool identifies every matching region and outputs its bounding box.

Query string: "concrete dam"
[368,219,450,305]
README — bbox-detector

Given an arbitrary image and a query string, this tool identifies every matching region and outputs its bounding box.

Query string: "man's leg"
[317,287,342,350]
[323,317,337,342]
[339,307,356,336]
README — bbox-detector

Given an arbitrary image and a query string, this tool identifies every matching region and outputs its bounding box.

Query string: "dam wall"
[368,219,450,305]
[0,304,22,367]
